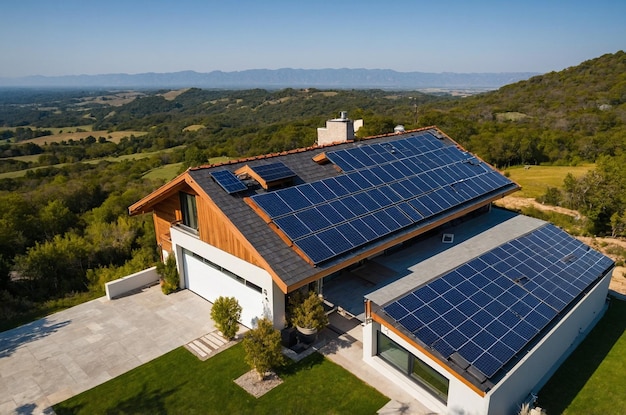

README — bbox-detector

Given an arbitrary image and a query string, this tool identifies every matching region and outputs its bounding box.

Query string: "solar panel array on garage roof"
[250,131,517,264]
[382,224,613,381]
[249,162,296,182]
[210,170,248,194]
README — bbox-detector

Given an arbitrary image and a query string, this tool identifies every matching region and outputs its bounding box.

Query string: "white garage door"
[182,250,265,328]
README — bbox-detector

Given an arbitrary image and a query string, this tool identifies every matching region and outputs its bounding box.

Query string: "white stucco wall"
[317,119,355,145]
[363,320,449,414]
[170,226,285,328]
[105,266,159,300]
[364,270,612,415]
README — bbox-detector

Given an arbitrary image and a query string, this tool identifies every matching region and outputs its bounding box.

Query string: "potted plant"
[290,291,328,344]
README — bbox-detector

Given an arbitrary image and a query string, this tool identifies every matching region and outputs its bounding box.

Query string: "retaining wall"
[105,266,159,300]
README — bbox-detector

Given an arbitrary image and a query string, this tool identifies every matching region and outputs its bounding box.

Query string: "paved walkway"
[319,312,438,415]
[0,285,215,414]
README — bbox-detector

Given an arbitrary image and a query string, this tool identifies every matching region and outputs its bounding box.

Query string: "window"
[411,356,449,402]
[180,192,198,231]
[377,331,449,403]
[378,330,410,372]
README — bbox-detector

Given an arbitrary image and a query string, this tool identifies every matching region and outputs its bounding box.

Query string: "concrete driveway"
[0,285,215,414]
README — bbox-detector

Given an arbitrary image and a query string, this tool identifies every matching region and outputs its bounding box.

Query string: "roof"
[369,209,614,392]
[132,127,520,291]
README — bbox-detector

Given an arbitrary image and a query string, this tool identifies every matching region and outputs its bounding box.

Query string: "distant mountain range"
[0,68,539,89]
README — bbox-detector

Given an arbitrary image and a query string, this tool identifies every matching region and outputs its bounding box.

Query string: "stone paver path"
[185,330,228,360]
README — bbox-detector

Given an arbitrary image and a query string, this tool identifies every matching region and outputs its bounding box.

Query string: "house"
[129,115,613,414]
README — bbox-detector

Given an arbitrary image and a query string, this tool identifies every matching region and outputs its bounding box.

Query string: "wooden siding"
[196,194,265,268]
[152,193,181,254]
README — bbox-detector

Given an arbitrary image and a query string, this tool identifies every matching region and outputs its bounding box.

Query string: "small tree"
[242,318,285,380]
[210,296,242,340]
[156,253,179,294]
[290,291,328,331]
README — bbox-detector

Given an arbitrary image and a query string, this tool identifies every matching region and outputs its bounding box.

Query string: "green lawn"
[142,162,185,181]
[142,157,232,181]
[539,297,626,414]
[54,343,389,415]
[503,164,594,199]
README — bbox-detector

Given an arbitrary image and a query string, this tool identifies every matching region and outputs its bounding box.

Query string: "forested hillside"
[419,51,626,167]
[1,51,625,329]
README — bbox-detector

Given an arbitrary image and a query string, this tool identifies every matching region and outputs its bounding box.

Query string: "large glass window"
[378,330,410,373]
[411,354,449,402]
[377,331,449,403]
[180,192,198,231]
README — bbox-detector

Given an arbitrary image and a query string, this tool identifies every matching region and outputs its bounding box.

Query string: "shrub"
[156,253,179,294]
[210,296,242,340]
[242,318,285,380]
[290,291,328,331]
[537,186,562,206]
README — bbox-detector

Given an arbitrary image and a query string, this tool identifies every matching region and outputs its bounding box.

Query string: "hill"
[418,51,626,167]
[0,68,538,89]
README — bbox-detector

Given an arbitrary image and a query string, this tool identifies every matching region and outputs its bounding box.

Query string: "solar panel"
[278,187,312,211]
[250,130,518,264]
[251,193,293,217]
[210,170,248,194]
[293,235,334,264]
[383,223,613,381]
[274,215,310,240]
[318,227,354,254]
[250,162,296,182]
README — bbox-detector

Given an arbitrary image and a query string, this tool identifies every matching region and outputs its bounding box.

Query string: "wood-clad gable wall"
[147,178,265,268]
[152,189,185,254]
[196,194,265,268]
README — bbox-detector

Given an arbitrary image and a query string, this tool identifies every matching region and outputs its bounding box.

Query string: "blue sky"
[1,0,624,77]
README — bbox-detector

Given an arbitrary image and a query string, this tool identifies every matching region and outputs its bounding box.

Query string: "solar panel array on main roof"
[382,224,613,381]
[250,131,517,264]
[209,170,247,194]
[250,162,296,182]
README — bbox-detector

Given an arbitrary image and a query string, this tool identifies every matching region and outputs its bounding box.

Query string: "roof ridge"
[189,125,439,171]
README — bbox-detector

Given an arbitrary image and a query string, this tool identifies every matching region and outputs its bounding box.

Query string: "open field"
[22,130,147,145]
[0,147,186,180]
[142,157,232,181]
[182,124,206,132]
[76,91,145,106]
[142,163,185,180]
[4,154,41,163]
[0,125,94,134]
[503,164,594,199]
[53,344,388,415]
[160,88,190,101]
